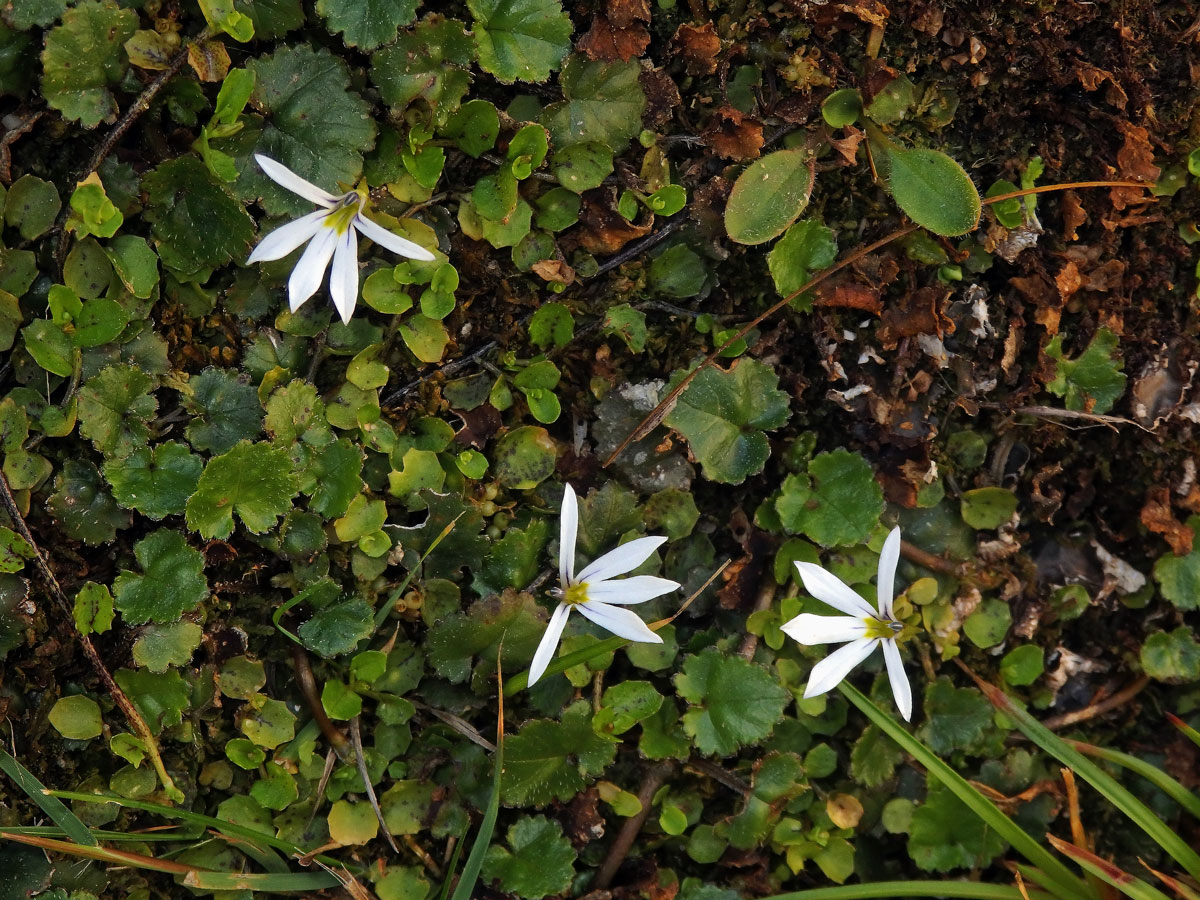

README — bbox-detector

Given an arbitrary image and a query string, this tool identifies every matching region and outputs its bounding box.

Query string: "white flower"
[246,154,435,324]
[526,484,681,687]
[781,526,913,720]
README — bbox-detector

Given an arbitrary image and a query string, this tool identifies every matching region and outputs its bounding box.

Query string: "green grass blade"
[0,749,97,847]
[968,676,1200,881]
[0,831,193,874]
[839,684,1091,900]
[1067,740,1200,820]
[449,655,505,900]
[438,823,469,900]
[760,882,1053,900]
[0,825,200,842]
[503,633,628,694]
[1047,836,1174,900]
[181,870,342,891]
[1166,714,1200,751]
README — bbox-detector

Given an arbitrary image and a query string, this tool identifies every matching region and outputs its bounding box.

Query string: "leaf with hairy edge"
[481,816,576,899]
[370,17,474,126]
[185,440,300,539]
[725,150,815,245]
[468,0,572,84]
[887,147,981,237]
[501,702,617,806]
[182,368,263,454]
[675,648,789,756]
[541,56,645,152]
[317,0,419,50]
[104,442,202,520]
[41,0,138,127]
[77,364,157,458]
[113,530,208,624]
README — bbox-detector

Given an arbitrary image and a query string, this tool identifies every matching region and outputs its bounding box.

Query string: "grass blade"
[449,652,505,900]
[1047,836,1174,900]
[0,831,195,874]
[1166,714,1200,751]
[0,749,97,847]
[181,870,342,890]
[964,672,1200,881]
[1066,740,1200,820]
[839,684,1091,900]
[759,882,1053,900]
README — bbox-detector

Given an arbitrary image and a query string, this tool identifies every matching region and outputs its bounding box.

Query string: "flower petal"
[254,154,338,207]
[353,214,437,261]
[527,602,571,687]
[877,526,902,618]
[559,484,578,585]
[576,600,662,643]
[584,576,680,605]
[794,561,877,618]
[247,209,329,263]
[287,225,337,312]
[576,536,667,584]
[881,639,913,721]
[329,227,359,324]
[780,613,868,646]
[803,637,878,699]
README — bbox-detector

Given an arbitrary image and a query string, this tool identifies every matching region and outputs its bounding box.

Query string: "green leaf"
[186,440,300,539]
[482,815,576,899]
[233,0,303,39]
[1154,515,1200,612]
[4,175,61,240]
[468,0,571,83]
[542,56,646,151]
[918,677,993,755]
[664,358,790,484]
[66,176,123,239]
[23,320,76,377]
[380,780,436,835]
[768,219,837,303]
[1141,627,1200,681]
[724,149,815,245]
[390,490,487,580]
[114,668,190,734]
[999,645,1043,686]
[103,235,160,299]
[71,297,127,348]
[41,0,138,127]
[443,98,501,157]
[492,425,557,490]
[776,449,883,547]
[142,156,255,276]
[886,147,981,237]
[47,458,129,544]
[963,599,1012,649]
[48,695,103,740]
[908,782,1007,872]
[309,438,364,518]
[427,591,545,683]
[1044,326,1127,415]
[8,0,72,29]
[822,88,863,127]
[113,529,208,624]
[298,598,374,658]
[675,648,790,756]
[370,17,474,125]
[649,244,706,299]
[238,693,296,748]
[551,141,613,193]
[77,364,157,458]
[104,441,203,520]
[197,0,254,40]
[131,621,203,672]
[850,724,904,787]
[602,303,647,352]
[73,582,115,636]
[183,368,263,454]
[502,702,618,806]
[400,313,451,363]
[866,74,916,124]
[0,289,20,353]
[240,45,376,217]
[321,680,363,720]
[593,680,664,737]
[960,487,1018,529]
[528,301,575,350]
[316,0,417,49]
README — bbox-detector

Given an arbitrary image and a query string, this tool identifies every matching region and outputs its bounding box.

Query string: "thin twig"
[594,216,687,277]
[350,717,399,853]
[685,757,750,795]
[978,403,1152,433]
[1040,676,1151,730]
[291,644,351,758]
[593,761,676,890]
[409,699,496,752]
[0,469,182,802]
[737,574,777,660]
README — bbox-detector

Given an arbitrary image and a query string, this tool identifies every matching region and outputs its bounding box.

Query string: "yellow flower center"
[862,617,903,640]
[324,189,365,235]
[564,582,590,606]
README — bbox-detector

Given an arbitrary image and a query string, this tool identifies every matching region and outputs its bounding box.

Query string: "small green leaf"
[960,486,1018,529]
[48,695,103,740]
[1154,516,1200,612]
[317,0,418,50]
[77,364,157,458]
[963,598,1012,649]
[528,301,575,350]
[71,297,127,348]
[321,680,363,720]
[775,450,883,547]
[918,678,992,754]
[442,99,500,158]
[131,621,203,672]
[602,303,647,352]
[328,800,378,845]
[1000,645,1044,686]
[370,17,473,125]
[648,245,706,299]
[197,0,254,40]
[183,368,263,454]
[664,358,790,484]
[114,667,190,734]
[23,320,76,377]
[865,74,915,124]
[502,702,618,806]
[492,425,557,490]
[768,219,837,303]
[482,815,576,899]
[1141,627,1200,681]
[309,438,365,518]
[226,737,266,769]
[41,0,138,127]
[298,598,374,658]
[47,458,129,544]
[238,693,296,748]
[4,174,61,240]
[1044,326,1127,415]
[542,56,646,151]
[399,313,450,363]
[66,175,123,239]
[104,441,202,520]
[113,530,208,624]
[675,648,790,756]
[593,681,664,737]
[186,440,301,539]
[908,781,1006,872]
[103,235,160,299]
[551,142,613,193]
[469,0,571,83]
[886,147,981,237]
[73,582,115,636]
[724,149,815,245]
[822,88,863,127]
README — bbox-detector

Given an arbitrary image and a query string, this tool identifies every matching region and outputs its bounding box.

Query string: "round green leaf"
[960,487,1017,530]
[185,440,300,539]
[822,88,863,127]
[4,175,61,240]
[316,0,418,50]
[104,441,202,520]
[48,695,103,740]
[724,149,815,245]
[468,0,572,84]
[886,147,981,237]
[482,815,577,900]
[41,0,138,127]
[493,425,556,490]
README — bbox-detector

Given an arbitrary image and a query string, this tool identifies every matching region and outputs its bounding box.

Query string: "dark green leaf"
[502,702,618,806]
[298,598,374,658]
[47,458,129,544]
[317,0,418,50]
[482,815,576,899]
[541,56,645,151]
[113,529,208,624]
[185,440,300,539]
[104,441,203,520]
[1044,326,1127,415]
[370,17,474,125]
[468,0,571,84]
[675,648,790,756]
[183,368,263,454]
[41,0,138,127]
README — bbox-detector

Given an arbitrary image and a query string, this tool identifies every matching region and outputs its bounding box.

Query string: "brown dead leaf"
[670,22,721,75]
[564,788,606,845]
[578,14,650,61]
[1075,63,1128,110]
[877,286,954,347]
[828,124,866,165]
[530,258,576,285]
[639,66,681,129]
[607,0,650,27]
[718,530,770,610]
[701,106,764,160]
[784,0,888,28]
[1062,190,1087,241]
[188,40,230,82]
[575,192,653,255]
[773,92,816,124]
[1055,260,1082,303]
[813,281,882,314]
[1110,120,1160,211]
[1140,485,1194,556]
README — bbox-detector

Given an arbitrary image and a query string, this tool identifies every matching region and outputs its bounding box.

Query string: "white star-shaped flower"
[781,526,913,720]
[526,484,681,687]
[246,154,435,323]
